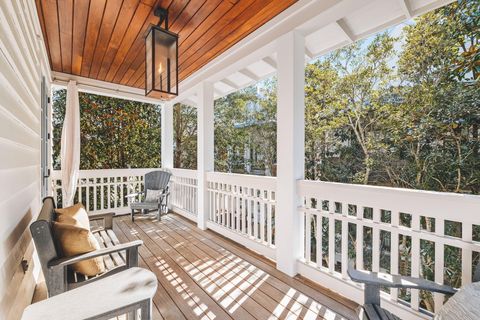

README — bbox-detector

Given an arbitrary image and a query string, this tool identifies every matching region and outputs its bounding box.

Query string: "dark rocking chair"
[348,260,480,319]
[126,170,171,222]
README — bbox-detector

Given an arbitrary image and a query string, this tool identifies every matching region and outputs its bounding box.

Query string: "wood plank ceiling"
[35,0,298,90]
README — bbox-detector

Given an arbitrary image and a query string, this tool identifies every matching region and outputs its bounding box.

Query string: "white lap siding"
[0,0,50,319]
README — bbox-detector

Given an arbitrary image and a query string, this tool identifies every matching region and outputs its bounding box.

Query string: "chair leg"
[126,310,136,320]
[158,208,161,221]
[131,209,135,222]
[141,300,151,320]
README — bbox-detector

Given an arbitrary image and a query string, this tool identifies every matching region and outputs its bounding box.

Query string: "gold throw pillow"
[53,222,105,276]
[55,203,90,230]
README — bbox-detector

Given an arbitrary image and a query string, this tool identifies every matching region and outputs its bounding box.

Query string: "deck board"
[116,214,357,319]
[31,213,358,320]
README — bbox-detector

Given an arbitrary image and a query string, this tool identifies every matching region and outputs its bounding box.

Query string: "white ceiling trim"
[52,71,163,105]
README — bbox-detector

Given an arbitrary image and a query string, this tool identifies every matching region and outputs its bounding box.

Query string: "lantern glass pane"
[154,29,177,94]
[145,31,153,93]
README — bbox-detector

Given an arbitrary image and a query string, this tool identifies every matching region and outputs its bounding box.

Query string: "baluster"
[101,179,105,210]
[411,214,420,311]
[242,187,247,235]
[328,201,335,273]
[120,177,124,208]
[390,211,400,301]
[221,184,226,226]
[267,195,273,246]
[462,223,473,285]
[316,208,323,269]
[236,187,240,233]
[188,179,190,212]
[86,179,90,211]
[260,192,266,243]
[253,190,259,240]
[356,208,364,270]
[208,182,212,221]
[305,209,312,263]
[218,184,222,225]
[215,184,220,224]
[195,179,198,215]
[372,208,380,273]
[78,182,83,206]
[107,178,111,210]
[247,188,252,237]
[93,182,97,211]
[226,185,231,229]
[341,203,349,279]
[114,177,119,209]
[434,219,445,313]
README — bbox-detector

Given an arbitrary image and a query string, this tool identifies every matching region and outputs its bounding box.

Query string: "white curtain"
[61,81,81,207]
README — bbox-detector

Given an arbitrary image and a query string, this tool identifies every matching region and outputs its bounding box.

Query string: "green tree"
[214,79,277,175]
[173,103,197,169]
[52,90,161,170]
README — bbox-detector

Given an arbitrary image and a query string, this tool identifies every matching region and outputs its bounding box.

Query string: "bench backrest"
[30,197,61,278]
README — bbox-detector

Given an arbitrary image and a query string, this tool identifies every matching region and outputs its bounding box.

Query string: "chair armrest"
[348,263,457,295]
[125,191,145,198]
[49,240,143,268]
[88,212,114,229]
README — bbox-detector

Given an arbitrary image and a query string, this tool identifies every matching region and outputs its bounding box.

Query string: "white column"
[275,31,305,276]
[161,102,174,169]
[197,82,215,230]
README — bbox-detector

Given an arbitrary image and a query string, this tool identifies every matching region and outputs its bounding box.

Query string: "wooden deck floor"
[113,214,358,320]
[33,213,358,319]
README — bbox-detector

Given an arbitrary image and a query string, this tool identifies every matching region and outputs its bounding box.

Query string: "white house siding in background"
[0,0,51,319]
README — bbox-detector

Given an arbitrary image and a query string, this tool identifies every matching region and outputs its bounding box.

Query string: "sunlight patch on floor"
[153,257,212,319]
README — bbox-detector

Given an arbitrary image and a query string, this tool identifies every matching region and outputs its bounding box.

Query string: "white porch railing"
[51,169,480,319]
[51,169,151,214]
[206,172,276,260]
[297,180,480,319]
[51,168,199,217]
[170,168,198,220]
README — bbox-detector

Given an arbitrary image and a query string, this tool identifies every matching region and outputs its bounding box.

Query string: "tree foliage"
[52,90,161,170]
[214,79,277,175]
[305,1,479,194]
[173,103,197,169]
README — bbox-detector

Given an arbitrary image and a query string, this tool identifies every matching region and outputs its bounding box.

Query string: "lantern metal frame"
[145,7,179,100]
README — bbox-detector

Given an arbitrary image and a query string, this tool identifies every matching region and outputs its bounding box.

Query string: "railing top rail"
[170,168,198,178]
[298,179,480,223]
[51,168,157,179]
[206,171,277,189]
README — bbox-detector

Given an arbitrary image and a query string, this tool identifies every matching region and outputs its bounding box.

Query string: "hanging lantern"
[145,7,178,100]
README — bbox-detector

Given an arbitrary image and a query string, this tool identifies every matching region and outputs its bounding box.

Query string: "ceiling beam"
[238,68,261,82]
[262,57,277,69]
[51,71,163,105]
[182,97,198,107]
[336,19,355,43]
[214,88,225,97]
[305,46,314,60]
[397,0,412,18]
[221,79,241,90]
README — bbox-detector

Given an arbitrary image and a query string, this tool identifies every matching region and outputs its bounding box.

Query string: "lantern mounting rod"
[154,6,169,30]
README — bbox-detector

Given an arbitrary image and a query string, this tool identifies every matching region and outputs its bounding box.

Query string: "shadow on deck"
[33,213,359,320]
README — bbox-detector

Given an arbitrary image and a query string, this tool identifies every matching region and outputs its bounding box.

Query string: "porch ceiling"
[34,0,297,90]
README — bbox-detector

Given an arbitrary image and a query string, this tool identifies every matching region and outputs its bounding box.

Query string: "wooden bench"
[30,197,143,297]
[22,267,157,320]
